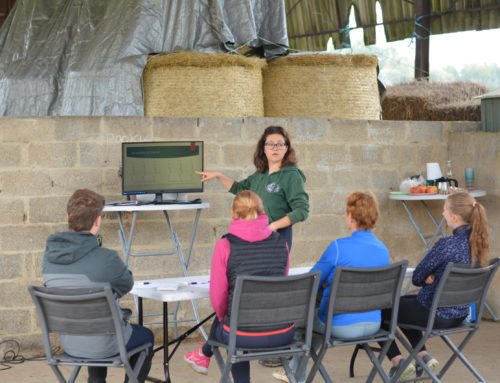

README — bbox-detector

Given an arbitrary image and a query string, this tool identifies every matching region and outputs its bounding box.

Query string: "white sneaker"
[272,367,289,383]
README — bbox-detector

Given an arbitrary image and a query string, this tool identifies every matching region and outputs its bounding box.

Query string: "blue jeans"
[277,226,293,251]
[88,324,154,383]
[290,310,380,382]
[202,317,295,383]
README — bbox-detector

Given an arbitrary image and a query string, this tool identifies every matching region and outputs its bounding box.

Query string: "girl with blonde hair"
[382,192,489,380]
[184,191,291,383]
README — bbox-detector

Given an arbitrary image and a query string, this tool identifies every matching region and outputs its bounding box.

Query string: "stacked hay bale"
[382,81,487,121]
[263,54,381,119]
[143,52,266,117]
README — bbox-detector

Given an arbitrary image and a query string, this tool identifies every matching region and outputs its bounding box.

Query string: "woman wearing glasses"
[198,126,309,250]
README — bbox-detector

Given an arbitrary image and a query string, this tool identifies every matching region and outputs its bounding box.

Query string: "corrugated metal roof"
[286,0,500,50]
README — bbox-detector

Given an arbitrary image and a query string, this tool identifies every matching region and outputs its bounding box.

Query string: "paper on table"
[156,281,188,291]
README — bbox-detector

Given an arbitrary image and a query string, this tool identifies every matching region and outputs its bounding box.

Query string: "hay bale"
[263,54,381,119]
[382,81,486,121]
[143,52,266,117]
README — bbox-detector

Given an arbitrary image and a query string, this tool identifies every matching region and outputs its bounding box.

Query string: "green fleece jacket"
[229,166,309,224]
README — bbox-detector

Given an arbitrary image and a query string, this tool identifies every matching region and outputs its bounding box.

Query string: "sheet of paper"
[156,281,188,291]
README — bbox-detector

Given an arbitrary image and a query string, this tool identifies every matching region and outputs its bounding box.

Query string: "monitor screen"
[122,141,203,197]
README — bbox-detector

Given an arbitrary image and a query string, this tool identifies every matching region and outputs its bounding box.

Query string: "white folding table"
[132,268,415,382]
[389,190,486,255]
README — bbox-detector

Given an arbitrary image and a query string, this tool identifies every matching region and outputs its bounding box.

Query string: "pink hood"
[209,214,289,320]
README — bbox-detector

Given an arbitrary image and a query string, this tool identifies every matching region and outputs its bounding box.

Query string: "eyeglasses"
[264,143,287,150]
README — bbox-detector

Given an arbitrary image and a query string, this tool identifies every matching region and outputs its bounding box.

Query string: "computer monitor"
[122,141,203,203]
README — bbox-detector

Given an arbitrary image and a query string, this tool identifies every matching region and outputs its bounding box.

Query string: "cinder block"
[242,117,289,141]
[289,117,329,141]
[367,120,406,143]
[199,118,244,140]
[0,225,52,252]
[299,215,345,240]
[0,170,53,196]
[306,144,350,166]
[0,143,23,167]
[0,281,32,307]
[308,190,346,216]
[406,121,444,142]
[29,196,68,224]
[101,117,154,142]
[24,252,44,280]
[80,142,121,167]
[0,308,31,334]
[330,168,371,191]
[290,239,331,265]
[327,119,369,142]
[293,167,331,190]
[0,198,25,225]
[204,142,222,168]
[371,169,399,192]
[351,144,385,164]
[0,253,23,279]
[49,169,103,195]
[28,142,77,167]
[54,117,101,141]
[0,118,55,143]
[152,117,198,139]
[222,144,254,165]
[102,168,122,194]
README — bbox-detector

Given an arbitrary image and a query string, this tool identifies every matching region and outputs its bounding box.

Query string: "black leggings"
[381,295,465,360]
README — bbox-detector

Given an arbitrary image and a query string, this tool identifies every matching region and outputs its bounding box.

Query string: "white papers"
[156,281,188,291]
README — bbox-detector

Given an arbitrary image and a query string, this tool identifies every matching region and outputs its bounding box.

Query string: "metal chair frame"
[208,272,321,383]
[28,285,152,383]
[306,260,409,383]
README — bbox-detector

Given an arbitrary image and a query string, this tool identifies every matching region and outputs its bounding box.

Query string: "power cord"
[0,339,59,371]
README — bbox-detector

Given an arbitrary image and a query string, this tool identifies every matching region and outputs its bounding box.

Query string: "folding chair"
[28,285,152,383]
[305,260,409,383]
[207,271,321,383]
[392,258,500,383]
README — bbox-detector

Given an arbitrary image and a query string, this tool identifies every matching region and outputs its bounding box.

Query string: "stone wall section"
[0,117,497,350]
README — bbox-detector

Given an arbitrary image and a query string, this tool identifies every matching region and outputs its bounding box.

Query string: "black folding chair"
[28,285,151,383]
[392,258,500,383]
[207,272,320,383]
[305,260,408,383]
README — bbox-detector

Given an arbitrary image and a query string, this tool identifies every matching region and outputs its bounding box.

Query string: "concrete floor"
[1,321,499,382]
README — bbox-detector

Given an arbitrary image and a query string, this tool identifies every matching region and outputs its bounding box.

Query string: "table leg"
[163,302,171,383]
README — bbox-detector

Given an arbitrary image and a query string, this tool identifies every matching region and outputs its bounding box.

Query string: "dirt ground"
[1,320,499,382]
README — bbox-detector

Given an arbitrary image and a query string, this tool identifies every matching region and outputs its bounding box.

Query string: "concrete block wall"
[0,116,497,350]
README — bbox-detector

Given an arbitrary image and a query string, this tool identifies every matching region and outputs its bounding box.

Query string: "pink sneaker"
[184,341,210,375]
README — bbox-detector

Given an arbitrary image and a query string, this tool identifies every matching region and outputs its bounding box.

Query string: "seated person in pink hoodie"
[184,190,291,383]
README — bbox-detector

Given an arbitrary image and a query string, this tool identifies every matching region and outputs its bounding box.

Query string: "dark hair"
[346,191,379,230]
[253,126,297,172]
[447,192,489,266]
[67,189,105,232]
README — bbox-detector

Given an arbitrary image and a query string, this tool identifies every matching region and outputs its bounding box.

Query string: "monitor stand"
[152,192,188,204]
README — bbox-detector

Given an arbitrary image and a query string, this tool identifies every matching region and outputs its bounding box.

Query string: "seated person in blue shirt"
[380,192,489,381]
[273,191,390,383]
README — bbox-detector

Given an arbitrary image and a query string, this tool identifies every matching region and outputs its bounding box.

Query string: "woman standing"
[198,126,309,250]
[381,192,489,381]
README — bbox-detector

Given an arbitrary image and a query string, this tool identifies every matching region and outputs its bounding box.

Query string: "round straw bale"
[263,54,381,119]
[143,52,266,117]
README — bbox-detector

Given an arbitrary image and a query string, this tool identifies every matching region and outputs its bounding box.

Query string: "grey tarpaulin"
[0,0,288,116]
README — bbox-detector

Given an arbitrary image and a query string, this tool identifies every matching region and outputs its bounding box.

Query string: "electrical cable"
[0,339,60,371]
